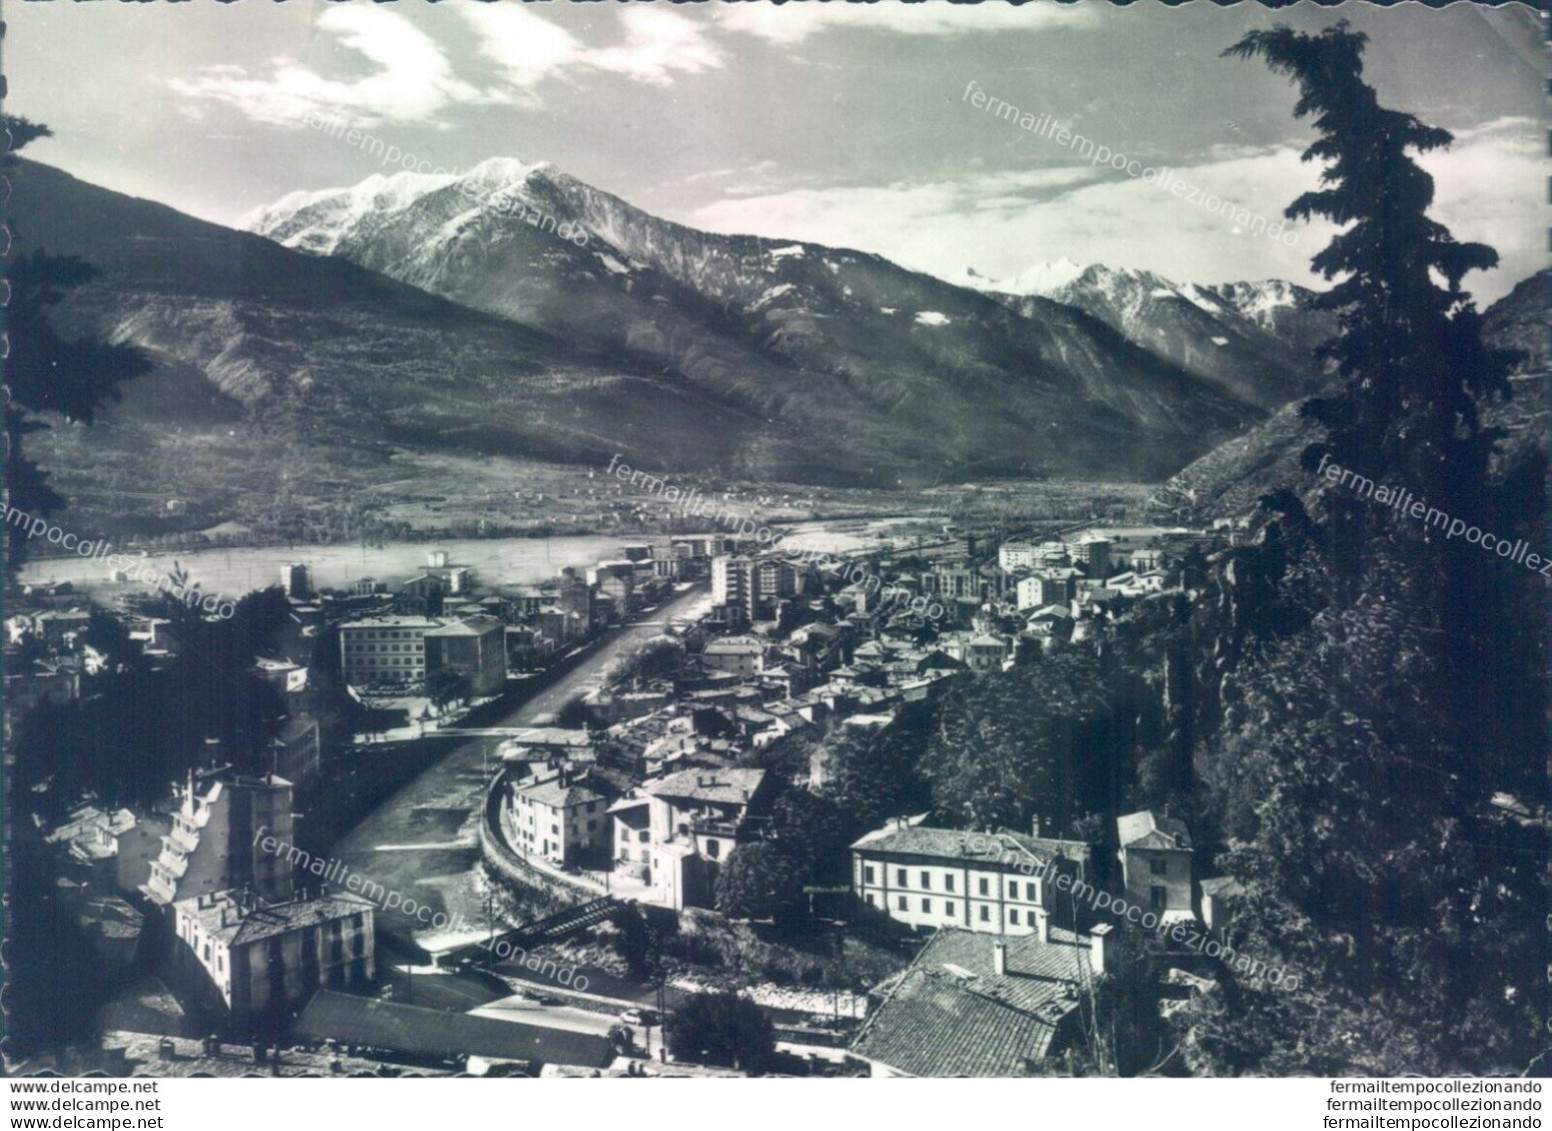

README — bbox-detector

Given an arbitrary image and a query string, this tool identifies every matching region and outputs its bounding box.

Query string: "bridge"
[440,896,626,966]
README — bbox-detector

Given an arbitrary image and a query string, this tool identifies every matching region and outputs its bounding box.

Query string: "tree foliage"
[1224,22,1514,512]
[1152,24,1552,1075]
[12,589,293,817]
[713,840,807,926]
[665,991,776,1073]
[817,698,935,829]
[919,653,1134,834]
[3,117,151,573]
[765,788,854,885]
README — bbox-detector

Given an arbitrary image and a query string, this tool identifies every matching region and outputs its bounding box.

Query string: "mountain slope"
[244,160,1264,484]
[10,158,810,534]
[1158,270,1547,518]
[961,263,1336,412]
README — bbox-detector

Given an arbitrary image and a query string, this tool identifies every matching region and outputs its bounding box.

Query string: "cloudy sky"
[11,0,1544,302]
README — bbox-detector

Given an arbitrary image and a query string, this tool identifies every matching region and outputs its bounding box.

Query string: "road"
[326,586,712,950]
[468,995,618,1038]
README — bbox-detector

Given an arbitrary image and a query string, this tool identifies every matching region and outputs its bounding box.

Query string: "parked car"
[620,1008,660,1026]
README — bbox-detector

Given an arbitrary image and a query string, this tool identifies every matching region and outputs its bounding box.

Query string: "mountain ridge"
[243,158,1270,483]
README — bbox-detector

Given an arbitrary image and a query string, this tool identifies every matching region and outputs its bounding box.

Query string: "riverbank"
[319,586,712,951]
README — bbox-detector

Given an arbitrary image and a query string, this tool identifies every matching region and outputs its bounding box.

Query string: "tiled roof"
[850,970,1060,1076]
[644,767,765,805]
[177,891,375,948]
[516,775,607,809]
[849,928,1090,1076]
[851,825,1074,871]
[1200,875,1245,899]
[424,615,504,637]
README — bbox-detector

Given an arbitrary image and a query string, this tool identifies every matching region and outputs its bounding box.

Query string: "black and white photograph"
[1,0,1546,1110]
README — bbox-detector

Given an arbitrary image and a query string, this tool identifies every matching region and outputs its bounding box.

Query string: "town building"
[1116,810,1194,923]
[47,804,139,888]
[34,608,92,650]
[1201,875,1245,939]
[848,924,1109,1076]
[6,661,82,714]
[295,990,613,1074]
[609,767,772,910]
[424,614,507,696]
[1015,571,1080,611]
[1077,537,1112,578]
[509,767,611,867]
[270,717,321,785]
[711,555,753,609]
[173,888,375,1023]
[280,563,311,599]
[998,541,1039,571]
[145,774,294,907]
[700,635,765,677]
[339,616,441,687]
[920,567,984,603]
[850,823,1090,937]
[1024,604,1074,647]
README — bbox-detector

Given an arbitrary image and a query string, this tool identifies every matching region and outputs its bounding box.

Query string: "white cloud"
[586,6,725,84]
[717,0,1098,47]
[458,2,585,97]
[690,147,1324,291]
[168,6,488,128]
[687,118,1543,304]
[171,4,727,129]
[1418,116,1545,306]
[461,3,723,92]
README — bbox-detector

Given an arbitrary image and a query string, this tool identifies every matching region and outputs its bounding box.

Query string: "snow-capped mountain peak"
[955,257,1088,298]
[1203,279,1302,331]
[240,157,562,256]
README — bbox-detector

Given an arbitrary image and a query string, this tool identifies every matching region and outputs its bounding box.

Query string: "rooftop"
[97,1030,425,1078]
[295,990,614,1070]
[424,615,504,637]
[849,928,1090,1076]
[644,766,766,806]
[340,616,444,630]
[851,824,1089,869]
[176,890,375,948]
[516,774,607,809]
[1117,809,1192,850]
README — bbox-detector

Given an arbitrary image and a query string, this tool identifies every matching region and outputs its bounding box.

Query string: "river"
[15,521,910,605]
[324,585,712,956]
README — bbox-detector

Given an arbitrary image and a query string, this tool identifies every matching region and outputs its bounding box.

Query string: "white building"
[510,768,610,867]
[339,616,443,686]
[850,823,1091,936]
[1116,810,1194,923]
